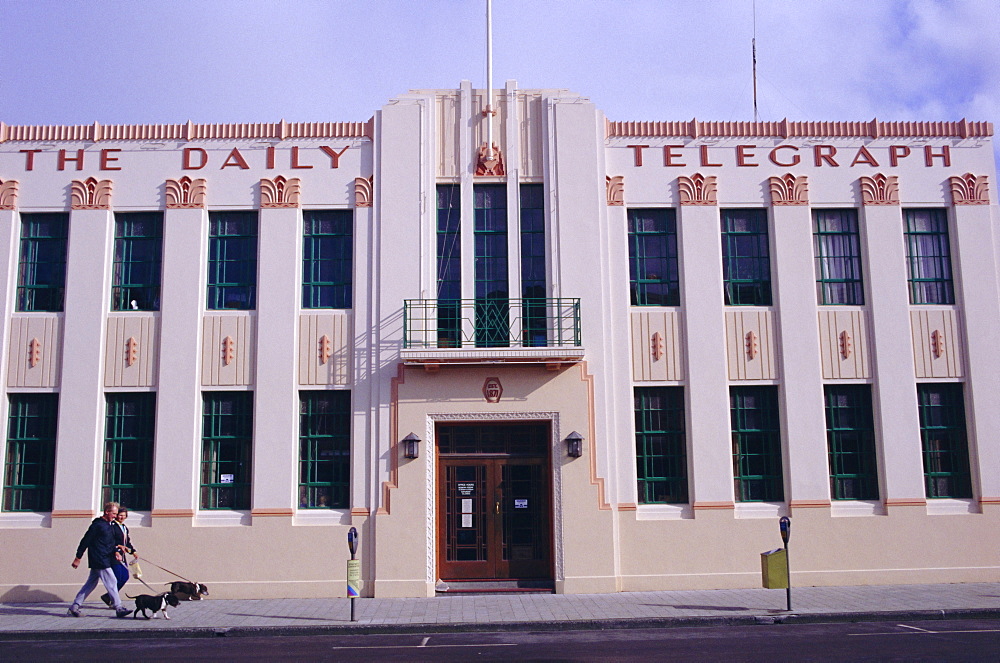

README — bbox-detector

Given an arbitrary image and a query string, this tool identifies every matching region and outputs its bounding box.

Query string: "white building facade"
[0,82,997,600]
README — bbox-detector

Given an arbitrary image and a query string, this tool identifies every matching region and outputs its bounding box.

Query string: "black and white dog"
[167,581,209,601]
[128,592,180,619]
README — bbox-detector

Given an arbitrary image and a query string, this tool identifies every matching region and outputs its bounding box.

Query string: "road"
[1,619,998,661]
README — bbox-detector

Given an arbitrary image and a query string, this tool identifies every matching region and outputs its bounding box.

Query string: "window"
[207,211,257,310]
[634,387,688,504]
[3,394,58,512]
[917,383,972,499]
[302,210,353,309]
[814,209,864,305]
[628,208,679,306]
[904,209,954,304]
[474,184,509,348]
[436,185,461,347]
[299,391,351,509]
[103,393,155,510]
[730,386,783,502]
[824,385,879,500]
[200,392,253,510]
[721,209,771,306]
[520,184,547,346]
[17,213,68,312]
[112,212,163,311]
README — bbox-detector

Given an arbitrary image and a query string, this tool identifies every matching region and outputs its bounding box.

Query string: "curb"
[2,608,998,641]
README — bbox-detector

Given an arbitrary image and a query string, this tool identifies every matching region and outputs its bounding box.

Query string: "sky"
[2,0,999,156]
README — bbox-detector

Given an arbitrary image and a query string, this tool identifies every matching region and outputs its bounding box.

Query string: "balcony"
[401,298,584,367]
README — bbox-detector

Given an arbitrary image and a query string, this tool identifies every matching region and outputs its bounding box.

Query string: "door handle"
[495,500,500,515]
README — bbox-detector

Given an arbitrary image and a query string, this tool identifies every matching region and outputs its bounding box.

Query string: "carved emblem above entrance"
[483,377,503,403]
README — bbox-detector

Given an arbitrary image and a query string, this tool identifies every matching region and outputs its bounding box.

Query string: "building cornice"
[606,118,993,140]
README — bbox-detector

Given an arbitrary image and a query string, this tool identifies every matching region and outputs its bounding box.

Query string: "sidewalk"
[2,583,999,640]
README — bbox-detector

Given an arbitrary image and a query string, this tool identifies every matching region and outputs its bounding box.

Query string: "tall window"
[824,385,879,500]
[520,184,547,346]
[730,386,783,502]
[3,394,58,512]
[103,393,155,510]
[917,383,972,499]
[436,185,461,347]
[904,208,954,304]
[721,209,771,305]
[207,211,257,310]
[112,212,163,311]
[628,208,679,306]
[634,387,688,504]
[200,392,253,510]
[814,209,864,305]
[302,210,353,309]
[474,184,509,347]
[299,391,351,509]
[17,213,68,312]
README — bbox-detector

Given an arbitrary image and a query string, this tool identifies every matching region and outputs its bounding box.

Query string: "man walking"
[67,501,130,618]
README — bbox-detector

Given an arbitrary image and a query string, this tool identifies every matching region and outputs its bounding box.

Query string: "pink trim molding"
[606,175,624,206]
[949,173,990,205]
[165,177,207,209]
[71,177,112,209]
[859,174,899,206]
[354,176,374,207]
[606,118,993,139]
[0,179,18,210]
[260,176,301,208]
[677,174,718,206]
[768,174,809,206]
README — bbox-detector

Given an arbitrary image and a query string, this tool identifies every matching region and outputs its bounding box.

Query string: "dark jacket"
[75,517,118,570]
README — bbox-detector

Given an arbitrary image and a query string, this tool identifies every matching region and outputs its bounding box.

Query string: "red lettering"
[100,149,122,171]
[699,145,722,167]
[266,146,276,169]
[850,146,879,167]
[319,145,350,169]
[183,148,208,170]
[20,149,41,171]
[662,145,685,167]
[736,145,758,167]
[627,144,648,167]
[768,145,800,167]
[220,148,250,169]
[924,145,951,167]
[290,146,313,169]
[813,145,839,167]
[889,145,911,166]
[58,149,84,171]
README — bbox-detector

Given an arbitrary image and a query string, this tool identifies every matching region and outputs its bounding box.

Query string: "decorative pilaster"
[768,174,809,206]
[70,177,112,209]
[0,179,18,210]
[165,176,207,209]
[260,176,301,208]
[677,174,718,206]
[606,175,624,206]
[949,173,990,205]
[859,174,900,206]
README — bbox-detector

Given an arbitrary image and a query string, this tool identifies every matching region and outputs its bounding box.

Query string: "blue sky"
[2,1,998,138]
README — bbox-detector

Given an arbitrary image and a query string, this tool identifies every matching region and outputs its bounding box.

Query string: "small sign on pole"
[347,526,359,621]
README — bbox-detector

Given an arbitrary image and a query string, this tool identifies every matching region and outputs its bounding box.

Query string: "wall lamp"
[402,432,421,459]
[565,431,584,458]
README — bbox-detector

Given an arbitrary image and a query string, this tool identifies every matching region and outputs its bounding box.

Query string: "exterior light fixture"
[565,431,584,458]
[402,432,421,459]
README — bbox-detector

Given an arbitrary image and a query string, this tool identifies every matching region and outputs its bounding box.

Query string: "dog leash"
[132,557,197,584]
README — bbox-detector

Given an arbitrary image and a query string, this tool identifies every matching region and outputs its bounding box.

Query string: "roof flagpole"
[752,0,759,122]
[485,0,495,160]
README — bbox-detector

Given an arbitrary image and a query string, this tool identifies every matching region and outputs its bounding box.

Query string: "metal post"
[347,527,359,622]
[779,516,791,611]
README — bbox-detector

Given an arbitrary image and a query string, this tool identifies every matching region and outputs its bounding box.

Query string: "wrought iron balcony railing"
[403,298,581,349]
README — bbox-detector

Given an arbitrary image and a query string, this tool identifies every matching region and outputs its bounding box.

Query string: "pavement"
[1,582,999,640]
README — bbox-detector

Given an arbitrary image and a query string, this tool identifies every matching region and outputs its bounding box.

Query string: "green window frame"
[436,184,461,347]
[207,211,257,310]
[17,213,69,312]
[722,209,772,306]
[628,208,680,306]
[520,183,547,347]
[904,208,954,304]
[200,392,253,510]
[635,387,688,504]
[730,386,783,502]
[474,184,509,348]
[302,210,353,309]
[112,212,163,311]
[103,393,155,511]
[917,383,972,499]
[824,385,879,500]
[298,391,351,509]
[814,209,864,305]
[3,394,58,512]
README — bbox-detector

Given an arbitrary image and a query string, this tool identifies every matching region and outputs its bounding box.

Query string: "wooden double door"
[437,423,552,581]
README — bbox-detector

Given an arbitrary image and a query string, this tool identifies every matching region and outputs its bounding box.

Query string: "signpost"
[347,527,360,622]
[779,516,791,611]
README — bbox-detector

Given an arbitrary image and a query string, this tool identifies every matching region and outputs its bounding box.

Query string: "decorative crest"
[949,173,990,205]
[606,176,625,206]
[354,176,374,207]
[165,176,207,209]
[0,179,19,210]
[475,143,505,177]
[677,174,718,206]
[260,176,301,208]
[859,174,899,206]
[768,174,809,206]
[71,177,113,209]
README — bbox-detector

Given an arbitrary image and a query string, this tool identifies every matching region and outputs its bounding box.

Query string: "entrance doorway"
[436,423,552,581]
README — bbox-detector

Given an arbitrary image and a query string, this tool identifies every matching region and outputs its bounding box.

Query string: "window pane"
[904,209,954,305]
[207,212,258,310]
[302,210,353,309]
[824,385,879,500]
[103,393,155,510]
[3,394,58,512]
[298,391,351,508]
[635,387,688,504]
[917,383,971,498]
[628,209,680,306]
[17,213,69,312]
[814,209,863,305]
[112,212,163,311]
[730,386,783,502]
[200,392,253,509]
[721,209,771,306]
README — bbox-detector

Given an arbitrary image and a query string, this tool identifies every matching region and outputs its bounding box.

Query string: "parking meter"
[779,517,790,547]
[778,516,791,610]
[347,527,358,559]
[347,527,360,620]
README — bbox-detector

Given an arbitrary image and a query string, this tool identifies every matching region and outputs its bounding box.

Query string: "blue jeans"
[71,567,122,610]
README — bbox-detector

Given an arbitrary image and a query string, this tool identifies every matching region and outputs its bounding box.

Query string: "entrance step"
[436,579,554,595]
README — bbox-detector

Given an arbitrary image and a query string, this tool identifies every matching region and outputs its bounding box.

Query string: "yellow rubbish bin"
[761,548,788,589]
